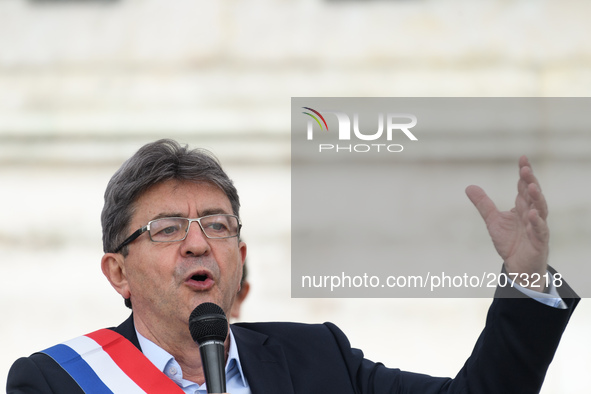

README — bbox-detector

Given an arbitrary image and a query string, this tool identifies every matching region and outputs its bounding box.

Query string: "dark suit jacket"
[7,286,579,394]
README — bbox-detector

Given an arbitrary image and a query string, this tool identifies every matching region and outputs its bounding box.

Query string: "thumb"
[465,185,498,222]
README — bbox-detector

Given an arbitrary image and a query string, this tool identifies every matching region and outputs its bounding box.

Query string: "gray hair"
[101,139,240,256]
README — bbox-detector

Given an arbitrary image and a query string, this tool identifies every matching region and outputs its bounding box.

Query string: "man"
[7,139,578,393]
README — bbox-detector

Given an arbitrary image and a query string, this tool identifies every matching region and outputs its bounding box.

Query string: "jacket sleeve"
[7,353,84,394]
[325,282,579,394]
[7,356,54,394]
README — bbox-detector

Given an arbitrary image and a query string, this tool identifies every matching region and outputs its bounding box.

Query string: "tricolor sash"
[39,328,184,393]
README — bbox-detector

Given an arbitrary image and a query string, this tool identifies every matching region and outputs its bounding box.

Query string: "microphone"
[189,303,228,394]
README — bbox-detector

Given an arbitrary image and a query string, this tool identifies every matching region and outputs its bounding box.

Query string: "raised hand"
[465,156,549,291]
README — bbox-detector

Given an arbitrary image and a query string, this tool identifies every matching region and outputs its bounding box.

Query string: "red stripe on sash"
[86,329,186,393]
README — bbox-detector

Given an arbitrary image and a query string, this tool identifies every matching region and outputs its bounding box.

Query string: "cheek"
[126,264,153,295]
[215,248,242,281]
[125,254,173,293]
[231,255,245,290]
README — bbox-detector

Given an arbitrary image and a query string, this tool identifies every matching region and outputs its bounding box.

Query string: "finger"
[516,158,545,208]
[527,208,550,244]
[465,185,499,222]
[519,154,530,170]
[519,155,536,178]
[517,158,538,203]
[516,159,548,220]
[518,156,542,192]
[520,166,541,192]
[527,182,549,220]
[515,183,546,224]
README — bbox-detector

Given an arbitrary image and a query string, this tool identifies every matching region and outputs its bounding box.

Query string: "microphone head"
[189,302,228,345]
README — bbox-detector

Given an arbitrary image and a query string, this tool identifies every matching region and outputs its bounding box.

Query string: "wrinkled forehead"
[131,180,233,224]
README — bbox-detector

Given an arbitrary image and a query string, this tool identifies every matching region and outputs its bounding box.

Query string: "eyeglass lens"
[149,216,239,241]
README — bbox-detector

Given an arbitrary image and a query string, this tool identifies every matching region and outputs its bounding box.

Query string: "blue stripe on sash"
[42,344,114,394]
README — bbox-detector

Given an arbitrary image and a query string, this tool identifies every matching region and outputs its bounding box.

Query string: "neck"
[133,314,230,385]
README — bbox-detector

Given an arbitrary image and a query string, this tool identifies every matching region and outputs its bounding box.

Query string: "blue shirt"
[137,328,251,394]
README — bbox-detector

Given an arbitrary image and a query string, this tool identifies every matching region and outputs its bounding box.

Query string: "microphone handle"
[199,340,226,394]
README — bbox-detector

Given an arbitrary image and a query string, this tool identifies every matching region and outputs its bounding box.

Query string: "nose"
[180,220,211,257]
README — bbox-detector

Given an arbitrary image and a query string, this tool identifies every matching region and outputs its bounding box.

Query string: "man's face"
[118,179,246,334]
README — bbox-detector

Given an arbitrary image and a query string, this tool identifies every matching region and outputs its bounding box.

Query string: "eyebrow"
[200,208,232,217]
[149,212,185,222]
[149,208,232,222]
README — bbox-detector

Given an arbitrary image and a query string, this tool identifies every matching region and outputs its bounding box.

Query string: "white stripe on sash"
[64,335,147,394]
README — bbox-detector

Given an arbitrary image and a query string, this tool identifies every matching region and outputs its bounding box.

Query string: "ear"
[230,280,250,320]
[239,241,247,266]
[236,240,247,294]
[101,253,131,300]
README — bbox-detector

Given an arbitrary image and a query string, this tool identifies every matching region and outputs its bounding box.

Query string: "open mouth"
[186,270,214,290]
[191,274,209,282]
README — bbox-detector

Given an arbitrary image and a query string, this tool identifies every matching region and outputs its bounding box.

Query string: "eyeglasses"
[113,214,242,253]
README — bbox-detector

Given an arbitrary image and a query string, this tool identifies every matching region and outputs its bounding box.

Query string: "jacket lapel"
[231,324,295,394]
[112,313,141,350]
[115,315,295,393]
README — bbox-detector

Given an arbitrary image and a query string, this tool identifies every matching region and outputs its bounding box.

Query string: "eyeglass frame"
[112,214,242,253]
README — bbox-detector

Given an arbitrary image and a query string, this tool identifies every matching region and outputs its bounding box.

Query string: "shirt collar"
[136,326,247,387]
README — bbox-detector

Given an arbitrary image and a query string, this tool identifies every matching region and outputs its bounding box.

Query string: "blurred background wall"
[1,0,590,392]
